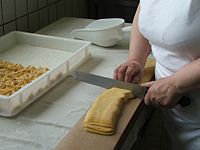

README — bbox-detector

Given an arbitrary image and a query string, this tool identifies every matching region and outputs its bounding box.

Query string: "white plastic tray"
[0,31,90,117]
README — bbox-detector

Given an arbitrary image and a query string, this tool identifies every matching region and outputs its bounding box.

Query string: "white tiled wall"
[57,0,65,19]
[0,26,3,36]
[29,11,39,32]
[15,0,28,18]
[17,16,29,32]
[38,0,47,9]
[28,0,38,13]
[65,0,87,17]
[65,0,73,16]
[4,21,16,34]
[2,0,15,23]
[0,0,88,36]
[39,7,49,28]
[0,2,2,25]
[48,3,57,23]
[0,0,83,36]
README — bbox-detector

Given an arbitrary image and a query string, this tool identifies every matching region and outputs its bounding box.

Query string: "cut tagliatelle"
[83,58,156,135]
[0,60,49,96]
[83,87,134,135]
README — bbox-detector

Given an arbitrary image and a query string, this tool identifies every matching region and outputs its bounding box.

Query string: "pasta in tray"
[0,60,49,96]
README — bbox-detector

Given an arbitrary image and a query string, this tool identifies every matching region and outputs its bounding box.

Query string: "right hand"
[113,60,144,83]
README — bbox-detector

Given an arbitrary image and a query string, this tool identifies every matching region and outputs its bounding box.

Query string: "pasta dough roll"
[84,88,134,135]
[83,58,156,135]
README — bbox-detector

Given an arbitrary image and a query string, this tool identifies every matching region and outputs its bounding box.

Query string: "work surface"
[0,17,149,150]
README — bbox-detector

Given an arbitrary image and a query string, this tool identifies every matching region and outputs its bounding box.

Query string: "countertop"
[0,17,134,150]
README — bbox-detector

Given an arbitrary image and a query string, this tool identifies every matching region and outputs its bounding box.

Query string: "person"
[113,1,200,150]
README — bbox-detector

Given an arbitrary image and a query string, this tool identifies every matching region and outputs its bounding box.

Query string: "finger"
[113,67,120,80]
[130,70,141,83]
[141,81,155,87]
[132,72,142,83]
[146,95,159,107]
[144,91,151,105]
[118,65,127,81]
[144,87,157,106]
[124,66,135,82]
[151,99,161,108]
[144,97,151,105]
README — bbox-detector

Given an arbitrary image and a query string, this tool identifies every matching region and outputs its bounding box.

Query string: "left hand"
[142,76,180,108]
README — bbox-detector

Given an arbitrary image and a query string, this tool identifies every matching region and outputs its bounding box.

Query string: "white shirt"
[139,0,200,77]
[138,0,200,149]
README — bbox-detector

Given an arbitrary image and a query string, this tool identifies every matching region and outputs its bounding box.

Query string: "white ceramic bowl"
[71,18,131,47]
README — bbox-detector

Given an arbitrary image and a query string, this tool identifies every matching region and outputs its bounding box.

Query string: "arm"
[174,57,200,94]
[114,5,151,83]
[128,5,151,66]
[143,57,200,108]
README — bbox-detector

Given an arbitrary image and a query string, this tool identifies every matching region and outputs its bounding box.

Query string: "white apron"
[138,0,200,149]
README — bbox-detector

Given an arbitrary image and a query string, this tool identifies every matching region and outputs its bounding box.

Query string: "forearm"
[128,5,151,67]
[173,57,200,94]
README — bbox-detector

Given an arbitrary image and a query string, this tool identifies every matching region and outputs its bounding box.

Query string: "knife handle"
[177,96,191,107]
[144,88,190,107]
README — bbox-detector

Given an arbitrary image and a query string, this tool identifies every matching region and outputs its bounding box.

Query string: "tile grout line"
[37,0,39,31]
[26,0,30,32]
[37,0,39,29]
[14,0,17,31]
[0,0,5,34]
[47,0,50,24]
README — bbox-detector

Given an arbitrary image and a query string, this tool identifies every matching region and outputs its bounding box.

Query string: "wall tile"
[57,0,65,19]
[0,26,3,36]
[77,0,83,17]
[77,0,87,18]
[0,2,3,25]
[17,16,28,32]
[0,0,88,37]
[4,21,16,34]
[15,0,28,18]
[39,7,48,28]
[65,0,73,16]
[38,0,47,9]
[48,0,58,5]
[28,0,38,13]
[48,4,57,24]
[29,12,39,32]
[72,0,78,17]
[82,0,88,18]
[2,0,15,23]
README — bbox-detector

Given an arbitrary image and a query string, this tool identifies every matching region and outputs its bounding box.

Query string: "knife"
[72,71,190,107]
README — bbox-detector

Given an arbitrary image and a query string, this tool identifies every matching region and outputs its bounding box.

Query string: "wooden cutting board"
[55,98,145,150]
[55,58,155,150]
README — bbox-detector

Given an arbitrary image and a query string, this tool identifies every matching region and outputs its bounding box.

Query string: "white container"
[71,18,132,47]
[0,31,91,117]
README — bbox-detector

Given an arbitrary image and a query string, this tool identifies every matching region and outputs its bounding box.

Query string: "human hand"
[113,60,144,83]
[142,76,180,108]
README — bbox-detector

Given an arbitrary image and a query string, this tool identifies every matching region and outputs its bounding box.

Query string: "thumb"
[141,81,155,87]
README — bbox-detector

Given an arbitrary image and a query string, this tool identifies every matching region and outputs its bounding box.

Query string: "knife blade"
[73,71,147,99]
[72,71,190,107]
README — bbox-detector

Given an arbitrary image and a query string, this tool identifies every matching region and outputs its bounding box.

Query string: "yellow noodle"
[0,60,49,96]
